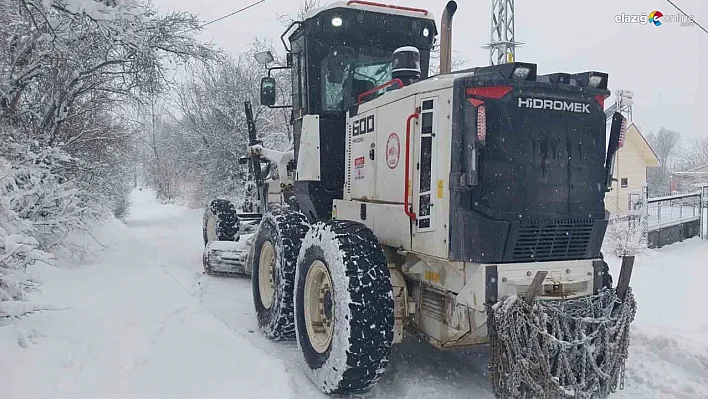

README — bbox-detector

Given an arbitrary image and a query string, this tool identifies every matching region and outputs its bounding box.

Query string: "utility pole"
[484,0,522,65]
[615,89,634,122]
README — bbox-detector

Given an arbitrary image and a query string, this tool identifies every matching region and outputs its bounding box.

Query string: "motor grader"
[202,1,637,397]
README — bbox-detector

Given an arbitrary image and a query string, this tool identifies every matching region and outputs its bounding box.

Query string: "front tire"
[203,199,240,245]
[251,208,309,340]
[295,220,394,394]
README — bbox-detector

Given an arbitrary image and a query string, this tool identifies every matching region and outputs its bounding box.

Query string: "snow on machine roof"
[302,1,437,22]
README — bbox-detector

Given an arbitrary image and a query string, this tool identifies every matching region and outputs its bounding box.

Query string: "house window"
[621,178,628,188]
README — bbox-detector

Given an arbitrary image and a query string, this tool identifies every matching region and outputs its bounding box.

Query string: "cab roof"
[302,1,437,22]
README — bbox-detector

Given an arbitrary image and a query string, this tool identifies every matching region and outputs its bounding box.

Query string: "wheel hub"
[304,260,334,354]
[258,241,276,309]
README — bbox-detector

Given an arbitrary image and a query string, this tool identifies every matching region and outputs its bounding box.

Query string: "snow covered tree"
[0,0,214,215]
[646,128,681,196]
[140,43,292,207]
[0,0,214,140]
[684,137,708,169]
[0,0,214,321]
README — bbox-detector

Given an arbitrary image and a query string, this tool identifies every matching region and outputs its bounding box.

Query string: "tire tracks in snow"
[155,263,314,399]
[120,203,311,398]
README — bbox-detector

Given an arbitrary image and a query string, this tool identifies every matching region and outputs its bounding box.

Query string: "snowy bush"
[0,231,55,320]
[0,137,89,247]
[0,141,57,320]
[603,216,648,257]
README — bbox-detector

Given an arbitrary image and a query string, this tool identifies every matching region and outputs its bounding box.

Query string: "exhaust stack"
[439,1,458,74]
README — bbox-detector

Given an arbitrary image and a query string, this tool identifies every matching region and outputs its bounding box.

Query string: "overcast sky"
[151,0,706,142]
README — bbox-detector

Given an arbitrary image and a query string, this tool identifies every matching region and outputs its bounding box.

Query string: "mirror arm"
[267,65,292,77]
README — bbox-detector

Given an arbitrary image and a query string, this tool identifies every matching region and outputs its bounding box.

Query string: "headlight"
[332,17,343,27]
[589,75,603,88]
[513,67,530,79]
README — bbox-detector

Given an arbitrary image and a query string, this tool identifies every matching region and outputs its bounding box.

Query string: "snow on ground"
[606,241,708,399]
[1,189,707,399]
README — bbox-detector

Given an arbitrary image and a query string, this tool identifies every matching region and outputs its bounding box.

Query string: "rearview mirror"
[254,51,274,65]
[260,77,276,106]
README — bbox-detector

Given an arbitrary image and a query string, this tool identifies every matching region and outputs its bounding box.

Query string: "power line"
[665,0,708,35]
[196,0,269,30]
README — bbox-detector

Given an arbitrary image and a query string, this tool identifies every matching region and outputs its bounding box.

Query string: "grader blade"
[488,286,637,399]
[203,236,254,276]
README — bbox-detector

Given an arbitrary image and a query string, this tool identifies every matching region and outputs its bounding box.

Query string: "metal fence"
[646,192,702,229]
[644,189,705,248]
[609,185,706,250]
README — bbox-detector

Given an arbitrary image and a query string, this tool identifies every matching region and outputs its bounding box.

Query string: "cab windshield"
[321,45,392,112]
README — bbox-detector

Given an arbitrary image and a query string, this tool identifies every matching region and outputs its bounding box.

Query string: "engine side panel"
[332,199,411,251]
[373,96,417,203]
[347,110,378,200]
[411,91,452,260]
[344,85,453,260]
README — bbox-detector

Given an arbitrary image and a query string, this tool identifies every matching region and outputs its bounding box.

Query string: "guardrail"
[645,191,703,248]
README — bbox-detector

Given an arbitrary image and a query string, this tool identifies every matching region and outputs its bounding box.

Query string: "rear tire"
[295,220,394,394]
[203,199,240,245]
[251,208,310,340]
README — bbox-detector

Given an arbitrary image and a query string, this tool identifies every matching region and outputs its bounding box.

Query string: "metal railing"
[607,185,706,249]
[646,191,702,230]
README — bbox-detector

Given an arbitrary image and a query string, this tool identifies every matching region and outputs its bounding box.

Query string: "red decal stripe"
[466,86,513,99]
[347,1,429,15]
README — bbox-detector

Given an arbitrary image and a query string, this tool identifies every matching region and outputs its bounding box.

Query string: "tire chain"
[487,288,637,399]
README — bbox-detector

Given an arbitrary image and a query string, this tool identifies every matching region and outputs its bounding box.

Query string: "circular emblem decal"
[386,133,400,169]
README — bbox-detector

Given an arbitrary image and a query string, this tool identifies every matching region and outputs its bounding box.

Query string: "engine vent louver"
[420,289,445,322]
[346,122,352,194]
[511,219,594,261]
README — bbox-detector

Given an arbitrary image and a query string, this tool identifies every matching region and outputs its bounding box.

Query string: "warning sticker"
[437,179,444,199]
[425,270,441,283]
[354,156,365,180]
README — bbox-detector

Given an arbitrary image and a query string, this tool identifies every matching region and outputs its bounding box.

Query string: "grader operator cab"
[202,1,637,398]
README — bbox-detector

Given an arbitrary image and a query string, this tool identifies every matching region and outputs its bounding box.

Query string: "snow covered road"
[2,189,707,399]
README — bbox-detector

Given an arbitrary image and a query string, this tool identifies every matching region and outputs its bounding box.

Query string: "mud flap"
[487,288,637,399]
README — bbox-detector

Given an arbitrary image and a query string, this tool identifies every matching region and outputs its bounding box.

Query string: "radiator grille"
[511,219,594,261]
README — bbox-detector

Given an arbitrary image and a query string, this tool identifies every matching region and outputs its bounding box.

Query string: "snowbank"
[1,189,295,399]
[606,239,708,398]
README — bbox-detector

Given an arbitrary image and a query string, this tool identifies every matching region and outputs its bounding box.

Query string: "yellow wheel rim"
[258,241,276,309]
[304,260,334,354]
[206,215,218,242]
